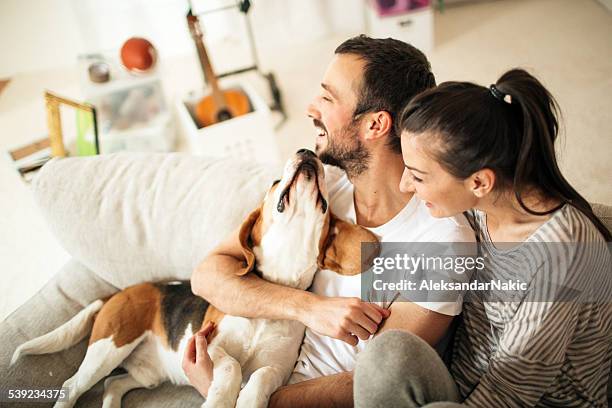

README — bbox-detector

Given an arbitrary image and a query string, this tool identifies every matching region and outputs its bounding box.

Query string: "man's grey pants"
[354,330,463,408]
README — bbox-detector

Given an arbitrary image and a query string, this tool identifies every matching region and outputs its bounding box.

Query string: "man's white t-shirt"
[288,165,475,384]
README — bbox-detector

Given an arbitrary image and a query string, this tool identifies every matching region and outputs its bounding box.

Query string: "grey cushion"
[32,153,280,288]
[592,202,612,234]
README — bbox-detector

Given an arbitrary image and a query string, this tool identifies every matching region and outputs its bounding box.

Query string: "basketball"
[120,37,157,73]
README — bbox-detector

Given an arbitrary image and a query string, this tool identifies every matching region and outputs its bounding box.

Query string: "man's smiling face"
[307,54,371,177]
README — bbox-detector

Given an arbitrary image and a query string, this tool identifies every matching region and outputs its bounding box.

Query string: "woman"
[354,69,611,407]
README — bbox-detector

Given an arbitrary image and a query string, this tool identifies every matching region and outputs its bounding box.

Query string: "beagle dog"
[11,149,379,408]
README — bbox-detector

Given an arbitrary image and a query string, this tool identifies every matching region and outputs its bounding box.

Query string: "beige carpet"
[428,0,612,205]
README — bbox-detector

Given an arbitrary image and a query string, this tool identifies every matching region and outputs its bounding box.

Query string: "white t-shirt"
[289,165,475,384]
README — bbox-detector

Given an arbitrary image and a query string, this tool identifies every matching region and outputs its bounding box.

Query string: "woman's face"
[399,131,478,218]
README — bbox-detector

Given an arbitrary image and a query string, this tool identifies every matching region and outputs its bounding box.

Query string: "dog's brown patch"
[317,212,332,267]
[89,283,161,347]
[201,306,225,342]
[237,206,264,276]
[318,213,380,276]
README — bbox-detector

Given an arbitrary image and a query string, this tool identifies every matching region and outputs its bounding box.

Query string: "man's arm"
[376,301,454,343]
[191,227,389,344]
[192,226,311,321]
[269,372,353,408]
[267,302,454,408]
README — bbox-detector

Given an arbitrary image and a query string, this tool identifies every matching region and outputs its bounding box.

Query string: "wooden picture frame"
[45,91,99,157]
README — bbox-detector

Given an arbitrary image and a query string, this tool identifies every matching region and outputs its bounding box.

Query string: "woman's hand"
[182,321,216,398]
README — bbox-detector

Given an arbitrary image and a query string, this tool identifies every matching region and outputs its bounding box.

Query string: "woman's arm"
[463,300,581,407]
[463,236,612,407]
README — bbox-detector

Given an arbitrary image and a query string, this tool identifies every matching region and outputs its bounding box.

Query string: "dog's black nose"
[297,148,315,157]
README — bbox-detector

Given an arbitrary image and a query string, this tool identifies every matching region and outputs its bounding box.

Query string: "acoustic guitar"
[186,9,250,127]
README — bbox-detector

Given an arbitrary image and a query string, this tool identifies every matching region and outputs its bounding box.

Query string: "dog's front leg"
[236,366,285,408]
[201,347,242,408]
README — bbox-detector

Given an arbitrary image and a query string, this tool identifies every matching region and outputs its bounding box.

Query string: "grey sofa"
[1,153,610,407]
[1,153,280,407]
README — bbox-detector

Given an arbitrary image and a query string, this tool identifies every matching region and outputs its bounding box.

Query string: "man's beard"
[316,118,371,178]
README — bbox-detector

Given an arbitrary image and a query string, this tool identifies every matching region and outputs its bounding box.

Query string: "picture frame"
[45,91,99,157]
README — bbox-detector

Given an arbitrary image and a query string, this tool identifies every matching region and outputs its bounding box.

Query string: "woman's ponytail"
[495,69,611,240]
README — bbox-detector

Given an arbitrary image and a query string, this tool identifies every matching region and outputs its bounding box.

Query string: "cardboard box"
[175,82,281,165]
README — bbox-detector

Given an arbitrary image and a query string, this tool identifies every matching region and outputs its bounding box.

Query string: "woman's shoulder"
[532,205,611,300]
[472,204,608,244]
[532,204,608,244]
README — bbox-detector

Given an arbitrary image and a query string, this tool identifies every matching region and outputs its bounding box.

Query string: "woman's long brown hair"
[399,68,611,241]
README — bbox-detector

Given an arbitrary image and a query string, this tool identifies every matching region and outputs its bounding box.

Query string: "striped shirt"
[451,205,612,407]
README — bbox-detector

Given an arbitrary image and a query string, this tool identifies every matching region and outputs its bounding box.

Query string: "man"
[185,35,474,407]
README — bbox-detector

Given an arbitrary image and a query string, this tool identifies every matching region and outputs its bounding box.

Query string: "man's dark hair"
[335,35,435,154]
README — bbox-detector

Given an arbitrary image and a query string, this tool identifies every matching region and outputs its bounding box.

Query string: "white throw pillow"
[32,153,280,288]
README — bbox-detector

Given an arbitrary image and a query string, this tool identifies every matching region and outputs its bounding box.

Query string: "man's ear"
[364,110,392,142]
[237,207,263,276]
[318,213,380,276]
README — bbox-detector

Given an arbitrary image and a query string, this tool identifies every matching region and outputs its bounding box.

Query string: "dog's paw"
[236,390,268,408]
[201,395,237,408]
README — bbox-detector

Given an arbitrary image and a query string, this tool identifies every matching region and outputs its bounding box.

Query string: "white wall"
[0,0,83,77]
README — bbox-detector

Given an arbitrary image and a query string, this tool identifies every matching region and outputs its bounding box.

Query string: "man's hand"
[301,295,390,346]
[182,322,216,398]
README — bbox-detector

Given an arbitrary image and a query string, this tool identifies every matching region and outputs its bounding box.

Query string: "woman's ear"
[468,168,496,198]
[318,213,380,276]
[237,207,263,276]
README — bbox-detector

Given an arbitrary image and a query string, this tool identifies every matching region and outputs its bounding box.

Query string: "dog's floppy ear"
[237,207,263,276]
[318,213,380,276]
